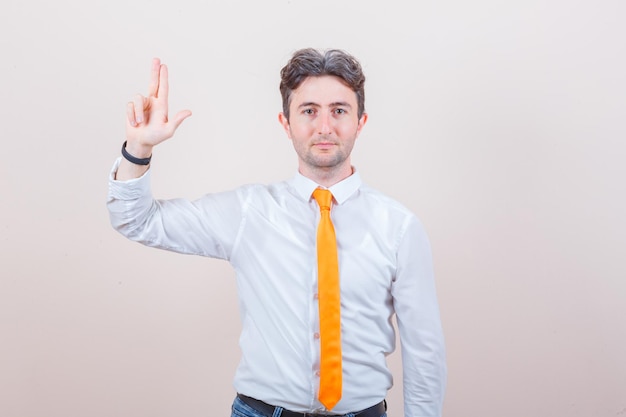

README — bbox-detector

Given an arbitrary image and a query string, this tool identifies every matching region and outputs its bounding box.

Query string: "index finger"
[157,63,169,102]
[147,57,161,97]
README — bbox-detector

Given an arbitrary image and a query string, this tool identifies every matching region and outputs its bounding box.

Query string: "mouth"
[313,142,336,149]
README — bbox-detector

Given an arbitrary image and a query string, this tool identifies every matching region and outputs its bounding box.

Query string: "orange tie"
[313,188,342,410]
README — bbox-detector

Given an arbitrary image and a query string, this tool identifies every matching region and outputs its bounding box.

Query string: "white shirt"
[107,158,446,417]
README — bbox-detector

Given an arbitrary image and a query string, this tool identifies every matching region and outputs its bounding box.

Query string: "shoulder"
[358,183,417,217]
[356,183,429,237]
[215,180,290,197]
[241,180,294,198]
[229,180,302,210]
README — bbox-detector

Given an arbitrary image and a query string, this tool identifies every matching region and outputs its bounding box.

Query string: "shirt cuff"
[107,156,152,200]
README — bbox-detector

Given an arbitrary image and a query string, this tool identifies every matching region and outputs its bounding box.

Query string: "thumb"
[171,109,192,130]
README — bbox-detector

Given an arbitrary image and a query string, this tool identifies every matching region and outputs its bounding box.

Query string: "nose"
[317,112,332,135]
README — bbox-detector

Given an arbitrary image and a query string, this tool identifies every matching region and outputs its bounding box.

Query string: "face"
[279,75,367,179]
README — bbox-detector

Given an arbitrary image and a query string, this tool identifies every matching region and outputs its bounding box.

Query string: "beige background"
[1,0,625,416]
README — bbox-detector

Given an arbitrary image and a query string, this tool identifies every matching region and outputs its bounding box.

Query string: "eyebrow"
[297,101,353,109]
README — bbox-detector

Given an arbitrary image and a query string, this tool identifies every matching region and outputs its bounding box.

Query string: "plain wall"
[1,0,625,416]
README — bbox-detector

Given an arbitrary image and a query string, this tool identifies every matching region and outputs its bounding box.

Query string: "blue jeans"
[231,396,282,417]
[230,396,387,417]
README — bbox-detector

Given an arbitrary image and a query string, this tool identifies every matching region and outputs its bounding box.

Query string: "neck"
[299,163,353,188]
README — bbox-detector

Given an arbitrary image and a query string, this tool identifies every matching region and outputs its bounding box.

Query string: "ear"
[355,112,368,137]
[278,112,292,139]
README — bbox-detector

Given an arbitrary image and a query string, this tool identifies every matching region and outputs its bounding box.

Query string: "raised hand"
[124,58,192,158]
[116,58,192,180]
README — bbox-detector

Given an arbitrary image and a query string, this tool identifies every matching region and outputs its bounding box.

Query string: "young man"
[108,48,446,417]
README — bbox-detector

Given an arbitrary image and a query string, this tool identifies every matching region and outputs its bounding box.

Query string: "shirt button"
[315,371,320,377]
[314,332,320,339]
[314,293,319,300]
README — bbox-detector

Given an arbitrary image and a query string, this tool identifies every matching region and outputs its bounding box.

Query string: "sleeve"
[391,215,447,417]
[106,157,247,260]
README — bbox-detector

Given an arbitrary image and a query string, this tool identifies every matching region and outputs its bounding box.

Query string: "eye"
[303,108,315,115]
[334,108,346,115]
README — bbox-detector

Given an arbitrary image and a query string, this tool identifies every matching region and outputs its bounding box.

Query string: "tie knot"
[313,188,333,211]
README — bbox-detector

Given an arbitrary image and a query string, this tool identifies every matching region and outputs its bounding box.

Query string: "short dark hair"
[279,48,366,120]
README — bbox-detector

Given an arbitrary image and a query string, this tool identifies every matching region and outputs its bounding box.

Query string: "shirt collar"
[289,168,362,205]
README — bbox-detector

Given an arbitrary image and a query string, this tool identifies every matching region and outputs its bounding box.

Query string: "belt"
[237,394,386,417]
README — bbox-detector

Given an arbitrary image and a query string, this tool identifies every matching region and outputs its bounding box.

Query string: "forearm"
[115,142,153,181]
[399,320,447,417]
[397,287,446,417]
[107,157,157,241]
